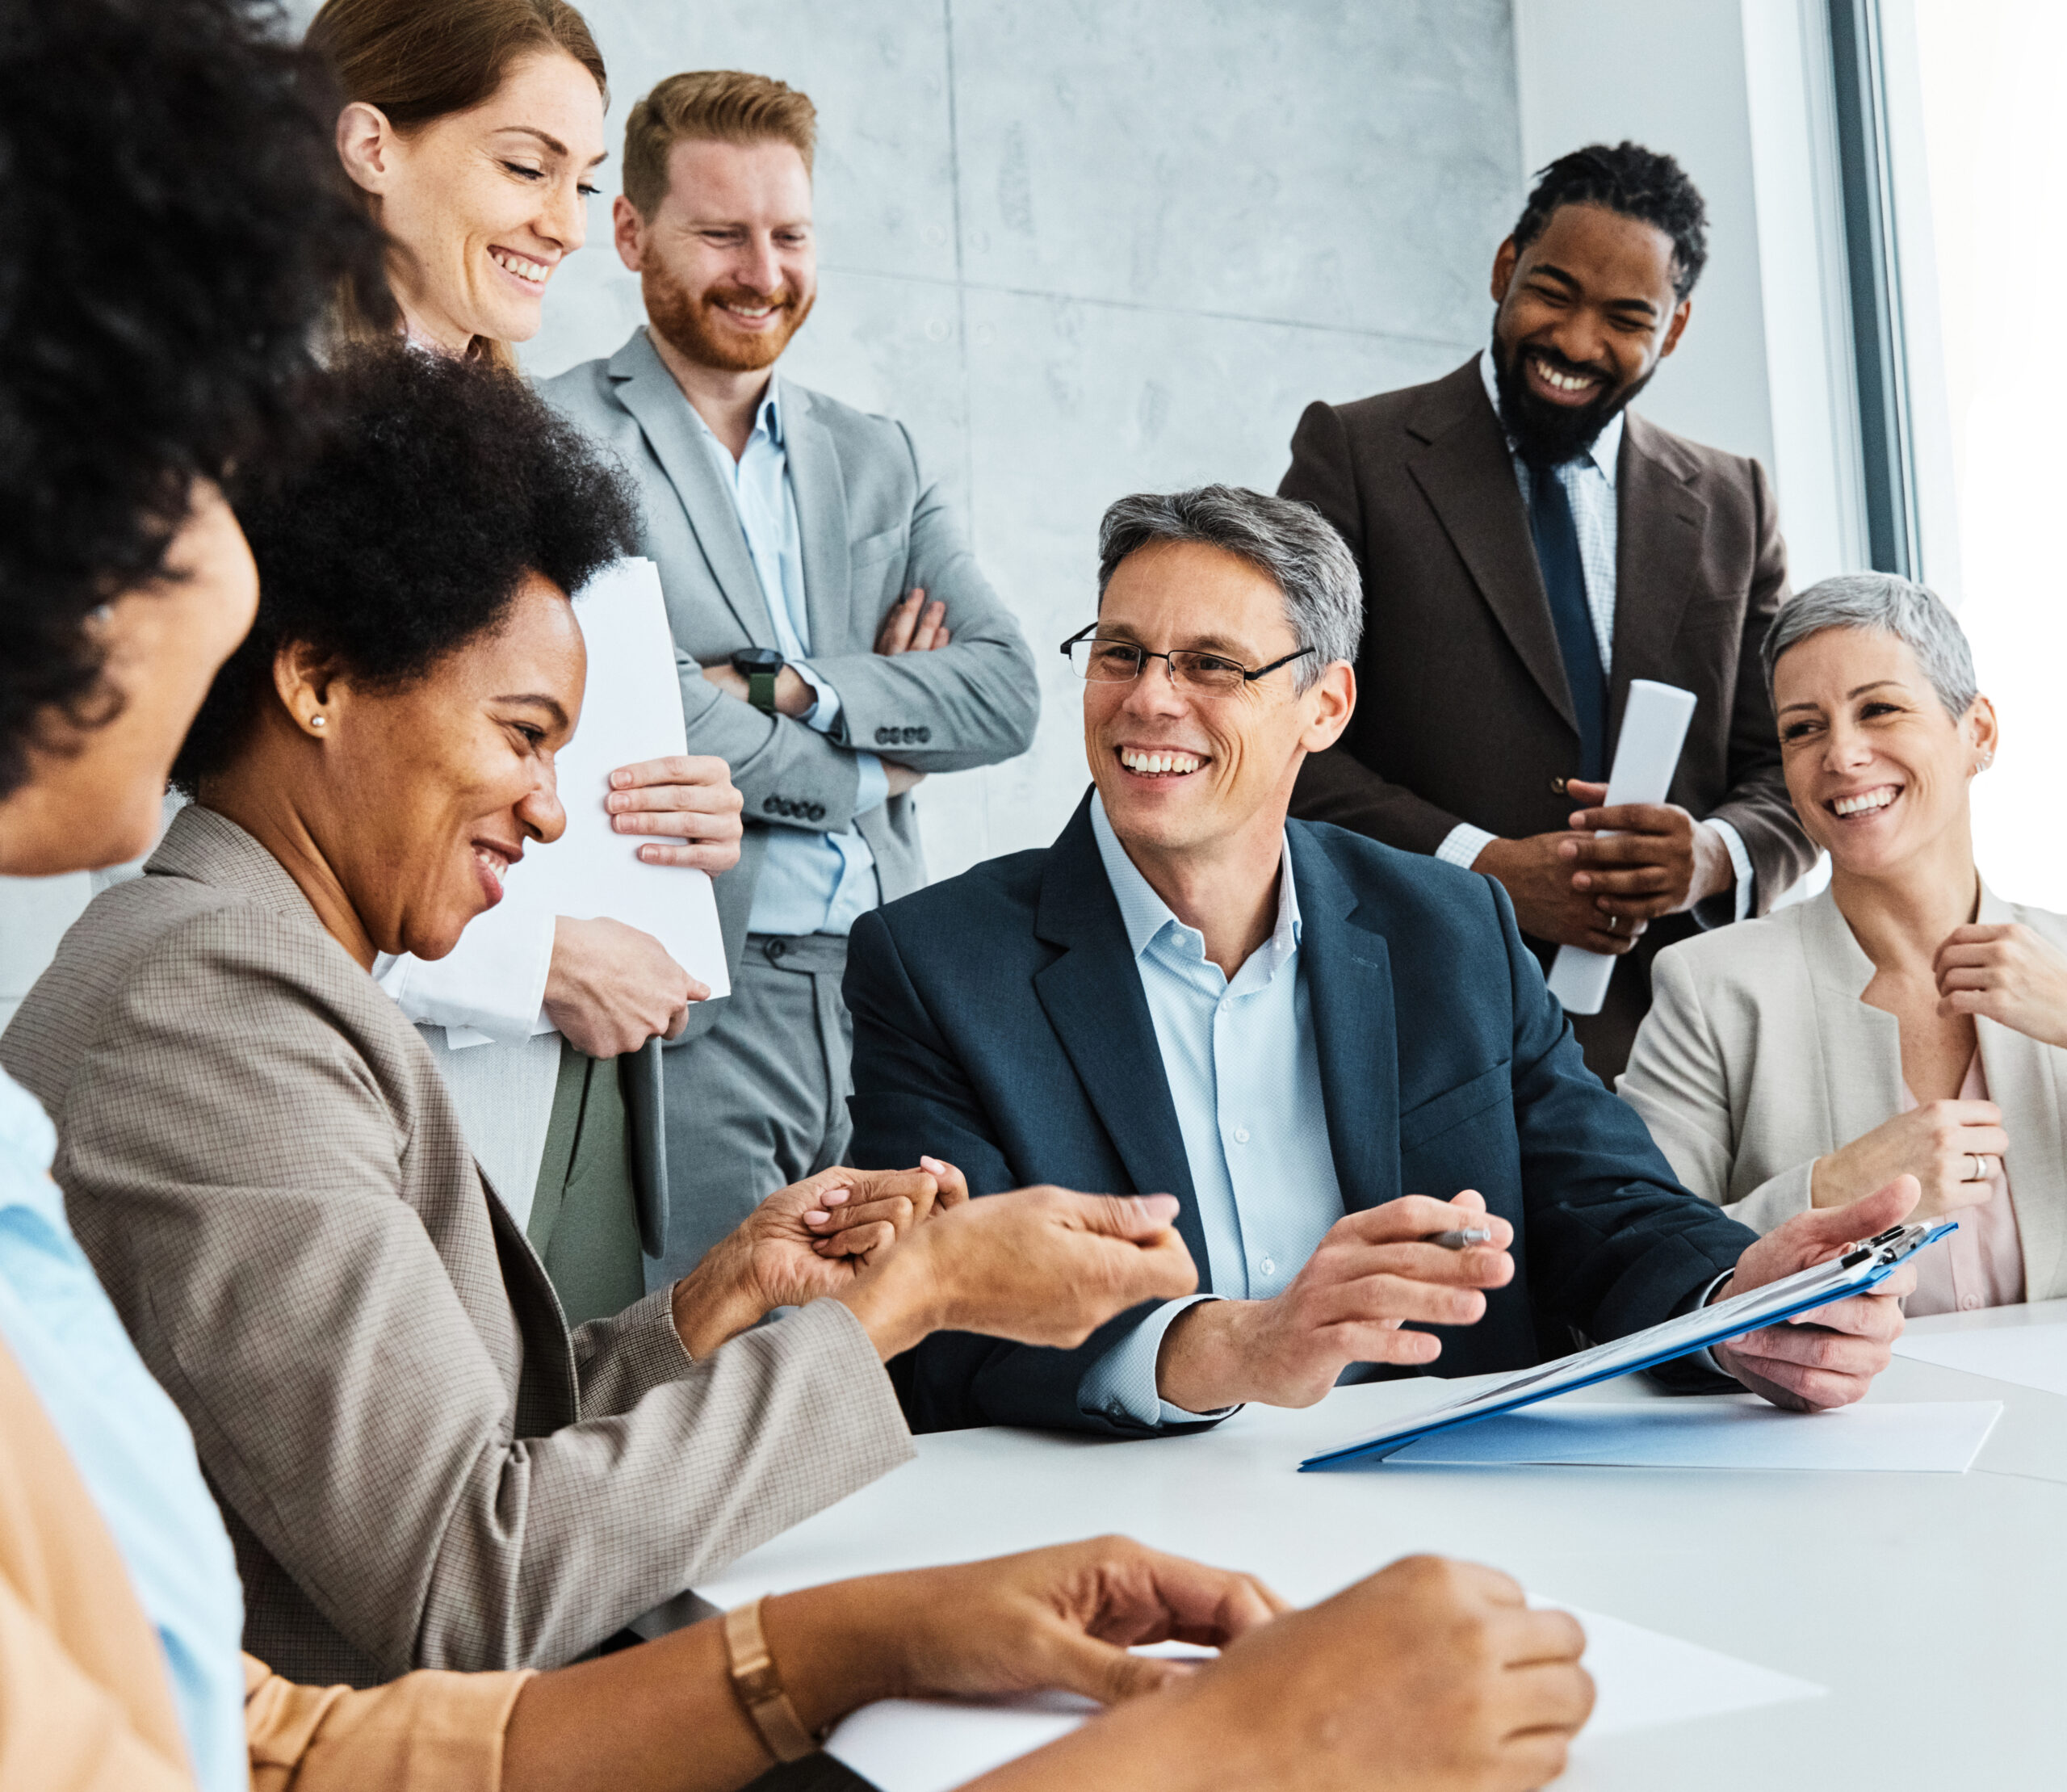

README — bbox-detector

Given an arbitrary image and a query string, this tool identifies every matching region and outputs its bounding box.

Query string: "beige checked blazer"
[0,805,912,1687]
[1618,882,2067,1301]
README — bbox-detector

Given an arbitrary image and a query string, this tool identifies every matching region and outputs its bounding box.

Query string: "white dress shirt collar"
[1478,346,1624,483]
[1088,792,1301,980]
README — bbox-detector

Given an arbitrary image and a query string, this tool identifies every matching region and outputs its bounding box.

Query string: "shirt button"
[1259,1256,1276,1278]
[1233,1127,1250,1144]
[1960,1295,1981,1311]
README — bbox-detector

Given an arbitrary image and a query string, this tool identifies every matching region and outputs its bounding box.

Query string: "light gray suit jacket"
[1618,883,2067,1300]
[0,805,912,1686]
[539,328,1040,1032]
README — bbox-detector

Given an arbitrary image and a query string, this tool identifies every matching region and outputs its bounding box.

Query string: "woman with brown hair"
[305,0,741,1321]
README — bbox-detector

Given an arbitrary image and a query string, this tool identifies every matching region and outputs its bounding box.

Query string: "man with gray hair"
[844,487,1916,1437]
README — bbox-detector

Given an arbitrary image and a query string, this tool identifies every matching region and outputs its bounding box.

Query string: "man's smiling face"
[1084,539,1342,862]
[1488,201,1690,466]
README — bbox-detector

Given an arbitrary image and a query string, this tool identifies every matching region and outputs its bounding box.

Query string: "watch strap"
[723,1598,818,1763]
[747,669,779,714]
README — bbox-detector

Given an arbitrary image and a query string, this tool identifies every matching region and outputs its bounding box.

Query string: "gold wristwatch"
[723,1597,819,1763]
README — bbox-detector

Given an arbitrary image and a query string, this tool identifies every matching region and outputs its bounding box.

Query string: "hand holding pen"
[1151,1191,1516,1414]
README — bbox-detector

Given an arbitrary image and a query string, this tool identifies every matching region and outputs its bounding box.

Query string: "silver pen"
[1425,1227,1494,1251]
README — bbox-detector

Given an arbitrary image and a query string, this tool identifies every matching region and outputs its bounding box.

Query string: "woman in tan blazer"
[1622,573,2067,1313]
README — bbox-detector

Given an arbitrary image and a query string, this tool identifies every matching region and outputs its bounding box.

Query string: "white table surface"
[699,1298,2067,1790]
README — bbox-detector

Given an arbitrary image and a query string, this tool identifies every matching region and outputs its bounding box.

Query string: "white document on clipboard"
[1545,678,1698,1015]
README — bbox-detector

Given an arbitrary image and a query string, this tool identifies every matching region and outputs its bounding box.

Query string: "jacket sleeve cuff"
[1436,822,1499,871]
[1075,1295,1238,1429]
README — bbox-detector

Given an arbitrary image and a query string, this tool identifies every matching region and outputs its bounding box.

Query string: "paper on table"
[1894,1319,2067,1397]
[1385,1398,2002,1472]
[451,558,727,1047]
[1545,678,1698,1016]
[822,1603,1823,1792]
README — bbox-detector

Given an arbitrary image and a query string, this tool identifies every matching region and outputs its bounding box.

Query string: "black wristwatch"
[730,647,786,716]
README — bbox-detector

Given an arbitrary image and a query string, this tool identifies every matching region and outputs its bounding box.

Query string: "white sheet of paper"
[1894,1320,2067,1397]
[1545,678,1698,1015]
[823,1602,1823,1792]
[1383,1399,2002,1472]
[509,557,727,1026]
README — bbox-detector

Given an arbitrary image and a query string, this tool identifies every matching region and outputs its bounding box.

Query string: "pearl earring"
[1980,750,1994,769]
[310,715,326,729]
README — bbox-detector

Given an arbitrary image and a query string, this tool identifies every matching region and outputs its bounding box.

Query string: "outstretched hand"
[1713,1174,1920,1412]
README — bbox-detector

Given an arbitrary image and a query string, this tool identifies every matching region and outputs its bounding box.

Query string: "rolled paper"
[1545,678,1700,1016]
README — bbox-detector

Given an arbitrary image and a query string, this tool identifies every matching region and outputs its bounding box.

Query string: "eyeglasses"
[1059,626,1314,696]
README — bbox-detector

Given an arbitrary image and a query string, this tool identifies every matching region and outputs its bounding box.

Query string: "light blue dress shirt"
[691,377,887,938]
[0,1068,245,1791]
[1077,797,1347,1427]
[1436,350,1753,921]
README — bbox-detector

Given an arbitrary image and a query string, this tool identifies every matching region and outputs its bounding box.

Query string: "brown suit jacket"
[1279,355,1815,1076]
[0,804,912,1686]
[0,1334,528,1790]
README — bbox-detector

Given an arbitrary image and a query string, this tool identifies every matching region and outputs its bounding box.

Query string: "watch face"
[731,647,785,675]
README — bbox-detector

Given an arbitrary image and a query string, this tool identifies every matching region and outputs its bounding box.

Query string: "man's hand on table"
[669,1161,966,1359]
[1710,1175,1920,1412]
[605,752,744,871]
[966,1556,1592,1792]
[1154,1193,1515,1412]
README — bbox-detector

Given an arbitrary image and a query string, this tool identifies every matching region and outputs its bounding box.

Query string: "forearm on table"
[1151,1299,1262,1413]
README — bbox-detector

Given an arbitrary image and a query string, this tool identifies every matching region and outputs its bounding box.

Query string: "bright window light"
[1910,0,2067,906]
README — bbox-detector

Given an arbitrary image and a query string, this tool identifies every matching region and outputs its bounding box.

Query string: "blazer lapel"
[1287,828,1400,1215]
[1972,884,2067,1299]
[781,385,854,655]
[1403,363,1578,737]
[1031,800,1211,1285]
[1606,413,1709,743]
[606,329,778,647]
[1801,889,1906,1153]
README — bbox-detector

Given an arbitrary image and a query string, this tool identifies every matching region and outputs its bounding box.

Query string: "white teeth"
[493,250,548,283]
[1832,788,1897,816]
[1532,357,1594,392]
[1120,747,1204,775]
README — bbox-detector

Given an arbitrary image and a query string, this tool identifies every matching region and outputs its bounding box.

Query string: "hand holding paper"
[1545,679,1697,1014]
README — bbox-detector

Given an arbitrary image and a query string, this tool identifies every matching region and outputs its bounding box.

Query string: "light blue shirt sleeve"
[1077,1295,1239,1428]
[852,749,888,817]
[790,657,842,735]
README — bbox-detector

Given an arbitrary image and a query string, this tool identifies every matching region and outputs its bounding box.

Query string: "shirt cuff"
[1076,1295,1239,1429]
[791,659,841,735]
[373,906,556,1043]
[1435,822,1499,871]
[1686,1268,1738,1375]
[1703,817,1755,923]
[852,749,889,820]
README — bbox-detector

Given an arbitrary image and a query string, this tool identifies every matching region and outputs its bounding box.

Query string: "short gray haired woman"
[1620,573,2067,1314]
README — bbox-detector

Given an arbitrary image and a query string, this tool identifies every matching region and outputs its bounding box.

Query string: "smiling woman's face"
[1773,625,1995,881]
[346,48,606,354]
[307,571,586,961]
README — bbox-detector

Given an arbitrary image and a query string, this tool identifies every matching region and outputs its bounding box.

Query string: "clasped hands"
[1155,1181,1918,1417]
[670,1155,1202,1366]
[1476,778,1734,955]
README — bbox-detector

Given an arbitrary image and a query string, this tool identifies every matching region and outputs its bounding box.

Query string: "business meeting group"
[6,2,2058,1789]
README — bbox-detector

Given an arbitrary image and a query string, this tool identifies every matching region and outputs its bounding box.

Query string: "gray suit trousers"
[649,934,853,1288]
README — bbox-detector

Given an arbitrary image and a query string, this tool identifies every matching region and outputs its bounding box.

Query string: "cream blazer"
[1618,882,2067,1303]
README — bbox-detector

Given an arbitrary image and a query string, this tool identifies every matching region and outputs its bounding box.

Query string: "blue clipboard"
[1299,1217,1957,1471]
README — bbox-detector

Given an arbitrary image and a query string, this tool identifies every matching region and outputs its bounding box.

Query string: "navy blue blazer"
[845,793,1754,1436]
